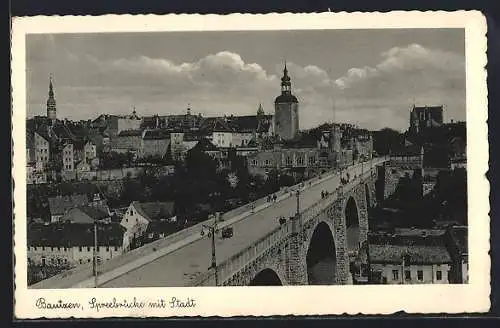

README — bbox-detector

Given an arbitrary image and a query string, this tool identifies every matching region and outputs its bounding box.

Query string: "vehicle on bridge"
[222,226,233,239]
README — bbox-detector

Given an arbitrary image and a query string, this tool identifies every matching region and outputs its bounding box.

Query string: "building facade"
[141,129,171,158]
[120,201,176,251]
[247,147,322,178]
[409,105,444,134]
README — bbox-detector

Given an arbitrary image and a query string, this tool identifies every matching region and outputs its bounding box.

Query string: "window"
[97,246,100,252]
[42,246,45,251]
[392,270,399,281]
[87,247,91,252]
[436,270,442,281]
[405,270,411,280]
[114,246,118,251]
[252,159,257,166]
[79,246,82,252]
[130,209,134,216]
[51,247,54,251]
[308,156,315,164]
[87,259,91,263]
[285,157,292,165]
[57,247,60,251]
[106,247,110,252]
[417,270,423,281]
[265,159,270,166]
[79,259,83,264]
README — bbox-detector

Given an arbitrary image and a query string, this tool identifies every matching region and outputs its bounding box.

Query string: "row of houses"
[26,106,274,183]
[28,198,179,269]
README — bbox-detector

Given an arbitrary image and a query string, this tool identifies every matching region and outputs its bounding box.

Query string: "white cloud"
[28,45,465,131]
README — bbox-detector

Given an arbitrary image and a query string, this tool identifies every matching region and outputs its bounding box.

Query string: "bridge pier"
[355,184,369,247]
[285,216,308,285]
[329,198,350,284]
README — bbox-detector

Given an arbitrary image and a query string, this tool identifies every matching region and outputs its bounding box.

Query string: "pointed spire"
[257,102,264,116]
[46,74,57,120]
[48,74,54,97]
[283,60,288,76]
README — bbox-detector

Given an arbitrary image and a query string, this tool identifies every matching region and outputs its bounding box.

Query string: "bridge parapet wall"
[193,160,384,287]
[193,222,293,286]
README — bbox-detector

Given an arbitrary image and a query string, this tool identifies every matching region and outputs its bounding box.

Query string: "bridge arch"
[345,196,360,255]
[249,268,283,286]
[306,221,337,285]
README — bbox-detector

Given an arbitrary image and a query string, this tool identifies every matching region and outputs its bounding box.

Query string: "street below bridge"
[98,159,383,287]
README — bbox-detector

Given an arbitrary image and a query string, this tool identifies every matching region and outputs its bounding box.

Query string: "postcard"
[12,11,489,318]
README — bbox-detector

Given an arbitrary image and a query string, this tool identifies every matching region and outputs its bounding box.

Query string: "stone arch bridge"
[194,169,378,286]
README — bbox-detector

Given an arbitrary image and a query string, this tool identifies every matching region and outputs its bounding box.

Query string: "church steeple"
[257,102,264,116]
[281,62,292,95]
[46,75,57,121]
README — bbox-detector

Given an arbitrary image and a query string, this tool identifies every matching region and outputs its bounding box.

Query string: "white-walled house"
[27,222,126,267]
[84,140,97,161]
[120,201,176,251]
[62,142,75,172]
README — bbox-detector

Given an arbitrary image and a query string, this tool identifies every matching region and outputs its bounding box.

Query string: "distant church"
[409,104,443,134]
[274,63,299,140]
[46,76,57,124]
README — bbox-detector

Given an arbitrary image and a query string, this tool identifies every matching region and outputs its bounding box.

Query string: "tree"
[372,128,403,155]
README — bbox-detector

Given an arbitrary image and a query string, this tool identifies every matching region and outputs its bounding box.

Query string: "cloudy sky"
[26,29,465,131]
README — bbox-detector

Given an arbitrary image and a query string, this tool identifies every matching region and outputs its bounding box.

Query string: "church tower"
[46,75,57,122]
[274,63,299,140]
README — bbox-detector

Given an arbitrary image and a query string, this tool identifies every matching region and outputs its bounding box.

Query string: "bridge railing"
[194,158,389,286]
[194,221,294,286]
[219,167,337,221]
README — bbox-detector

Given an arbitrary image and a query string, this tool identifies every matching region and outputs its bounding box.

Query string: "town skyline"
[27,29,465,131]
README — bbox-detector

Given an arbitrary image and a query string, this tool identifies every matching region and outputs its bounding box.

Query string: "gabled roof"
[48,194,89,216]
[118,130,143,137]
[60,206,109,224]
[191,138,219,152]
[142,129,171,140]
[27,222,125,247]
[369,244,452,264]
[132,201,175,222]
[229,115,273,133]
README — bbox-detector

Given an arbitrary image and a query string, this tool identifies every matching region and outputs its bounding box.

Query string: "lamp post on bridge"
[201,212,220,286]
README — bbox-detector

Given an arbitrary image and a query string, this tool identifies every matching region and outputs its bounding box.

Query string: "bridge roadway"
[32,158,386,288]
